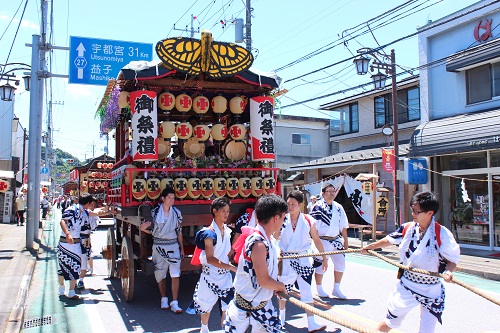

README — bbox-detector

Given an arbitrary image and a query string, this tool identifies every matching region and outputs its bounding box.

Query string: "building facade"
[411,0,500,250]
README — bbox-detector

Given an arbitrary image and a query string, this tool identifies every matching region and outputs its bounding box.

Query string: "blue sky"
[0,0,480,161]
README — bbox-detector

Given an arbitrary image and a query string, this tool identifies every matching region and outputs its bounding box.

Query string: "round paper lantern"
[158,92,175,111]
[123,165,138,186]
[107,163,114,169]
[147,178,162,200]
[176,122,193,140]
[263,177,276,195]
[118,91,130,109]
[251,177,264,197]
[224,140,246,161]
[193,125,210,141]
[226,177,239,198]
[97,162,103,169]
[0,179,10,193]
[88,181,95,189]
[229,95,246,114]
[187,178,201,199]
[214,178,227,197]
[175,93,192,112]
[80,185,87,192]
[132,178,147,200]
[174,177,188,199]
[229,124,246,140]
[160,178,174,192]
[158,140,172,159]
[239,177,252,198]
[211,95,227,114]
[102,181,109,188]
[103,163,109,169]
[200,178,214,199]
[211,123,228,141]
[193,95,210,114]
[94,181,101,189]
[160,121,176,139]
[96,171,103,178]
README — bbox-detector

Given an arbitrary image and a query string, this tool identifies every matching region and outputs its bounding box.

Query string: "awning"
[286,172,304,181]
[446,38,500,72]
[0,170,14,179]
[409,109,500,157]
[288,144,410,171]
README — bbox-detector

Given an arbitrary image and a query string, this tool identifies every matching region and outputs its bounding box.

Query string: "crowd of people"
[52,187,459,333]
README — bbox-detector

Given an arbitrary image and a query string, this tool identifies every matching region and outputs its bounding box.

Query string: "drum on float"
[214,177,227,197]
[187,178,201,199]
[200,178,214,198]
[226,177,239,198]
[183,137,205,159]
[132,178,147,200]
[223,140,246,161]
[263,177,276,194]
[174,177,188,199]
[158,140,172,159]
[147,177,162,200]
[239,177,252,198]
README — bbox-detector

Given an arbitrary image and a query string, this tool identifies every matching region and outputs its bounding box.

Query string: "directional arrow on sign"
[75,43,87,79]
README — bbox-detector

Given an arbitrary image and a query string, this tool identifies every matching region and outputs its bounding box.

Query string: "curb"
[4,256,36,333]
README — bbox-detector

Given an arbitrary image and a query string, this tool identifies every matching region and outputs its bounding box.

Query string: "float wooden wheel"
[120,236,135,302]
[105,227,117,278]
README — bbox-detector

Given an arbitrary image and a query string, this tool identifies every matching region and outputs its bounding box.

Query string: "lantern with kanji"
[239,177,252,198]
[107,162,114,169]
[229,95,247,115]
[263,177,276,195]
[226,177,239,198]
[187,178,201,199]
[132,178,147,200]
[214,177,227,197]
[229,124,246,140]
[174,177,188,199]
[211,95,227,114]
[176,122,193,140]
[160,178,174,192]
[251,177,264,197]
[363,181,372,194]
[193,124,210,142]
[0,179,10,193]
[193,95,210,114]
[158,92,175,111]
[211,123,228,141]
[201,178,214,198]
[175,93,192,112]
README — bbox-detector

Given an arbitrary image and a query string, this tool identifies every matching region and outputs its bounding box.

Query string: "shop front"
[410,111,500,250]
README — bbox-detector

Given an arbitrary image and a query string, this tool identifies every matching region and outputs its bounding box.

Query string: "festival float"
[97,31,284,301]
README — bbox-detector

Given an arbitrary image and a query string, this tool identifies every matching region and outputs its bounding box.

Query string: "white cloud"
[66,84,94,97]
[0,15,39,30]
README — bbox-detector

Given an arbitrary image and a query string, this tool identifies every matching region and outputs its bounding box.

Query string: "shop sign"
[376,196,389,217]
[382,148,395,173]
[474,19,492,43]
[467,135,500,146]
[405,158,428,185]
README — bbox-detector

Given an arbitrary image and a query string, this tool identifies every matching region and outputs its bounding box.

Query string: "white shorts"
[152,243,181,281]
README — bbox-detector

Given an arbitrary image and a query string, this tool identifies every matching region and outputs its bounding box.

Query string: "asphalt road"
[21,213,500,333]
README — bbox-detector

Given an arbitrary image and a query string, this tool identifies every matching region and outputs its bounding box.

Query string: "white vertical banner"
[344,175,374,225]
[304,176,345,200]
[130,90,158,161]
[249,96,275,161]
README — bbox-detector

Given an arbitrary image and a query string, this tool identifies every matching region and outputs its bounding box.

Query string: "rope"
[279,248,362,260]
[367,250,500,307]
[276,292,386,333]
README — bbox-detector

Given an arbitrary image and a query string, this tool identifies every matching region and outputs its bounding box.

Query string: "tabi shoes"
[161,297,169,310]
[170,300,183,314]
[316,287,329,298]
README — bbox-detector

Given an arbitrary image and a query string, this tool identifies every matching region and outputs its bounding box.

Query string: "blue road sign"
[69,36,153,86]
[41,167,48,174]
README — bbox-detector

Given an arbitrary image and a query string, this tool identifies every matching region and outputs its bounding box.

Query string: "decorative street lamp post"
[353,48,401,228]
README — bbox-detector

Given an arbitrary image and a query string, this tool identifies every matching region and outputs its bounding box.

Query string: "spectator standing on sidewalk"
[15,193,26,226]
[362,191,460,333]
[310,184,349,299]
[41,196,50,219]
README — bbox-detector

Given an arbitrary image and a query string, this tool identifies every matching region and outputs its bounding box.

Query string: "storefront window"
[449,175,489,246]
[490,151,500,167]
[441,152,487,170]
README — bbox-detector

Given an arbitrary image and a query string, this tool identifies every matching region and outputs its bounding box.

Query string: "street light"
[353,47,401,228]
[0,63,31,101]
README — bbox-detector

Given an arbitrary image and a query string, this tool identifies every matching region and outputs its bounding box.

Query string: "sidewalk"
[0,222,38,333]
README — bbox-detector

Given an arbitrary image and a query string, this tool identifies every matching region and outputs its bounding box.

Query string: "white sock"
[307,315,316,326]
[334,282,341,291]
[201,324,209,333]
[58,285,65,295]
[68,289,76,297]
[317,284,324,291]
[279,309,286,325]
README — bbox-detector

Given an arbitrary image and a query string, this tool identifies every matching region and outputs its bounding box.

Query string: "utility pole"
[47,100,63,197]
[173,14,199,38]
[245,0,252,52]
